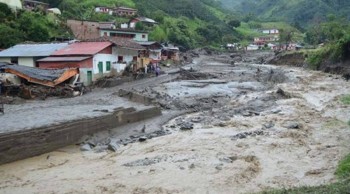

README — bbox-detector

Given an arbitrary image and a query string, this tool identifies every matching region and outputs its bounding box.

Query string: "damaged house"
[0,62,79,99]
[138,41,163,64]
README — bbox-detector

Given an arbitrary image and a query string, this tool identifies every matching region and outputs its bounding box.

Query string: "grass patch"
[261,179,350,194]
[261,154,350,194]
[341,95,350,105]
[322,119,347,130]
[336,154,350,178]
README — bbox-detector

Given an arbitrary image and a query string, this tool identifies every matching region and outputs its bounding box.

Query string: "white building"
[0,43,69,67]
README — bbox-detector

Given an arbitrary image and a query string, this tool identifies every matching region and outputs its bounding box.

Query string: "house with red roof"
[37,39,145,86]
[37,41,116,86]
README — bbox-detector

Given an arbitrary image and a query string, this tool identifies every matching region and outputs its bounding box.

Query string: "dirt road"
[0,52,350,194]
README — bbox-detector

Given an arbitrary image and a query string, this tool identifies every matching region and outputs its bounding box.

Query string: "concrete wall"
[115,47,138,64]
[100,30,148,42]
[0,57,35,67]
[0,57,11,63]
[0,106,162,165]
[38,58,93,69]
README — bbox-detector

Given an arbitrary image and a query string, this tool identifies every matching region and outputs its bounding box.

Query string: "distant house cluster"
[95,6,138,17]
[66,17,157,42]
[0,0,61,14]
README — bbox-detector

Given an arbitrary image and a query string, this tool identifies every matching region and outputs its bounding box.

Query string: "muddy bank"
[268,52,307,67]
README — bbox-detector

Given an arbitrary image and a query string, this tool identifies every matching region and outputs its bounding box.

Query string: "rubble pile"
[178,68,217,80]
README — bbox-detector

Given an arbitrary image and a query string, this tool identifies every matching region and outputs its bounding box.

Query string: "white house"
[261,29,279,35]
[0,0,22,10]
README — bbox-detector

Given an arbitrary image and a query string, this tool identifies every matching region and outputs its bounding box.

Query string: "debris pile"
[179,68,217,80]
[0,63,88,100]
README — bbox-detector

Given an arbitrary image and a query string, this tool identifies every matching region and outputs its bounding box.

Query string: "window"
[10,57,18,64]
[98,62,103,73]
[118,56,123,62]
[106,61,111,71]
[142,34,146,39]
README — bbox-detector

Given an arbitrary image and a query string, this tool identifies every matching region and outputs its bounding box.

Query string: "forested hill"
[220,0,350,27]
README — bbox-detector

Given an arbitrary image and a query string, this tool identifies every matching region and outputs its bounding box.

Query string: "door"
[87,71,92,86]
[98,62,103,74]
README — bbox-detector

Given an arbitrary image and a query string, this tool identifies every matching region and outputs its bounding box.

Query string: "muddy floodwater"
[1,53,350,194]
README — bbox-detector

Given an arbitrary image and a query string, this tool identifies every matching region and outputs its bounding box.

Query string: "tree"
[228,20,241,28]
[0,24,24,48]
[279,29,294,49]
[149,26,167,42]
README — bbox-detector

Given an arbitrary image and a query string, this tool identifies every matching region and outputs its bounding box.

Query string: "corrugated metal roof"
[2,64,69,81]
[37,56,91,62]
[84,37,146,50]
[52,42,112,56]
[137,41,157,46]
[0,43,69,57]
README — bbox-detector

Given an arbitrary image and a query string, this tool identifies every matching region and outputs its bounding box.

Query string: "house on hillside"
[95,6,137,17]
[23,0,49,11]
[67,19,148,42]
[0,43,69,67]
[129,17,157,28]
[94,6,114,15]
[115,7,137,17]
[0,0,22,10]
[100,28,149,42]
[254,35,279,45]
[261,29,279,35]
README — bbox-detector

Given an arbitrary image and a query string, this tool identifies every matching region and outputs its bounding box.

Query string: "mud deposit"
[1,53,350,194]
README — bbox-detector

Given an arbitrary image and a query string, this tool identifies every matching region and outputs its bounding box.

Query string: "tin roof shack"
[129,17,157,29]
[162,44,180,62]
[38,41,117,86]
[138,41,162,63]
[0,43,69,68]
[23,0,49,11]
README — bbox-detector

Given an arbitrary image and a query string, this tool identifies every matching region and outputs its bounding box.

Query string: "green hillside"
[220,0,350,27]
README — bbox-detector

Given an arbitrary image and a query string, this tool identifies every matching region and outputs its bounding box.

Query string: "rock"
[191,117,203,123]
[180,122,194,130]
[139,136,148,142]
[108,141,120,152]
[80,144,92,151]
[189,163,195,169]
[242,111,251,117]
[271,109,282,114]
[285,122,300,129]
[219,122,227,127]
[215,165,223,171]
[179,166,185,170]
[228,156,238,161]
[263,121,275,129]
[94,145,108,153]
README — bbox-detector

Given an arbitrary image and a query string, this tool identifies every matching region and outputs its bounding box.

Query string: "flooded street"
[1,52,350,194]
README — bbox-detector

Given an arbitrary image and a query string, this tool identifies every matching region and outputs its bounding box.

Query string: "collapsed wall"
[0,106,161,165]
